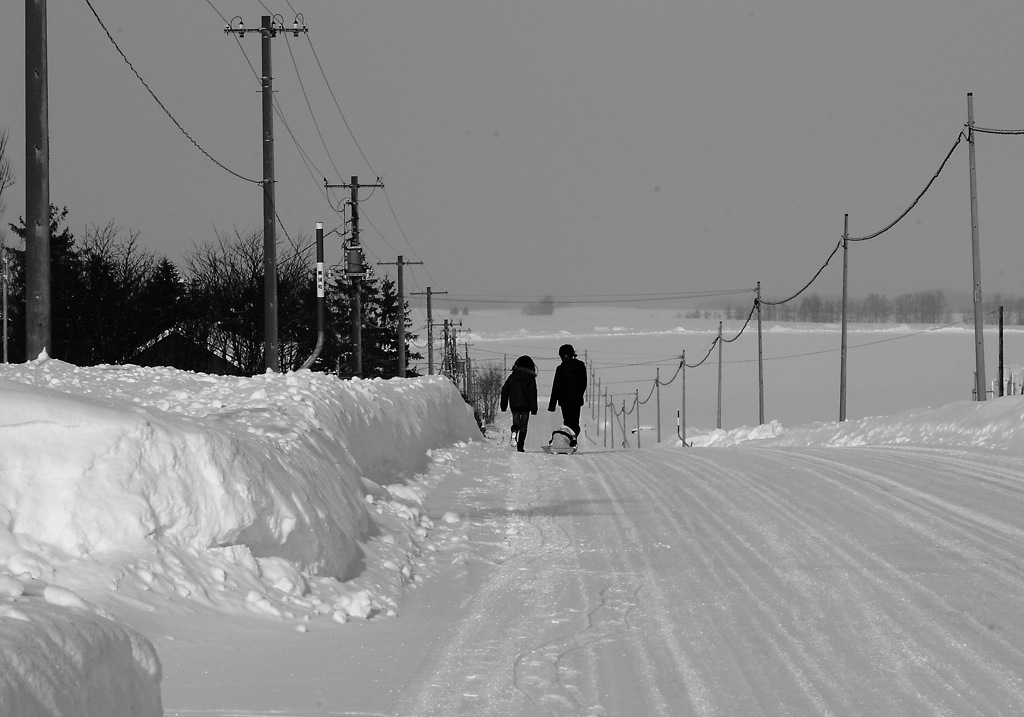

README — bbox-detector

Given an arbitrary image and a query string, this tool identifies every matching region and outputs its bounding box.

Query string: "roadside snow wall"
[0,360,480,580]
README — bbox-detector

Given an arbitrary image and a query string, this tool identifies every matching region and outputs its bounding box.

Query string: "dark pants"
[511,409,531,450]
[559,404,582,439]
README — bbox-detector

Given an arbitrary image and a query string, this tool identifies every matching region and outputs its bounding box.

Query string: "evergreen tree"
[324,267,420,378]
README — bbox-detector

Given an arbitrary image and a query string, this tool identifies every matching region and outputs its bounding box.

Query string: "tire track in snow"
[640,444,1024,715]
[614,446,1024,715]
[606,450,853,715]
[683,448,958,714]
[574,452,726,715]
[751,447,1024,713]
[396,442,1024,715]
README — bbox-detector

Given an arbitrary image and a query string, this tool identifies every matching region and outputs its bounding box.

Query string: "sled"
[544,427,578,454]
[542,444,577,454]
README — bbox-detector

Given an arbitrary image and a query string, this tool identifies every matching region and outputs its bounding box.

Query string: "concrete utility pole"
[412,286,447,374]
[225,15,308,373]
[966,92,987,400]
[325,176,383,377]
[25,0,51,358]
[2,253,9,362]
[378,255,422,378]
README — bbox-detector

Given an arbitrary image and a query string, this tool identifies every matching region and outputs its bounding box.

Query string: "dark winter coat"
[548,357,587,410]
[501,364,539,414]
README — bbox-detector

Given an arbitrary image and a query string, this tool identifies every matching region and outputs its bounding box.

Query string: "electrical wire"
[973,126,1024,135]
[86,0,260,184]
[847,130,966,242]
[763,129,966,307]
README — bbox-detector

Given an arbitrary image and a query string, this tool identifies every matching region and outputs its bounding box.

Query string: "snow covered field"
[449,306,1024,433]
[3,307,1024,715]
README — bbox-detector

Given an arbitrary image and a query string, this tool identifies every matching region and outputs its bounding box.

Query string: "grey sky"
[3,1,1024,310]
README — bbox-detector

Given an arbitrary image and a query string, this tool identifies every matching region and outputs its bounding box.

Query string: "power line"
[763,129,966,307]
[85,0,260,184]
[209,1,431,296]
[847,130,966,242]
[445,289,753,305]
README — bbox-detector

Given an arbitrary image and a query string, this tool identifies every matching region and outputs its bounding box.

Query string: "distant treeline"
[715,291,1024,325]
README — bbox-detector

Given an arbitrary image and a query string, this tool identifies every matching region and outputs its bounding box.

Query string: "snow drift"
[0,356,480,714]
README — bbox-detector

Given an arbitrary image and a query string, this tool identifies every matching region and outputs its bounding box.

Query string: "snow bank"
[0,591,161,717]
[676,395,1024,450]
[0,357,480,713]
[0,359,478,576]
[767,394,1024,449]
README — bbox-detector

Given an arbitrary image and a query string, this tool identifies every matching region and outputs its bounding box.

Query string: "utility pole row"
[411,287,447,375]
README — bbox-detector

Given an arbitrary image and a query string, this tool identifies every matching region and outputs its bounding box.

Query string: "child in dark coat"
[500,355,538,452]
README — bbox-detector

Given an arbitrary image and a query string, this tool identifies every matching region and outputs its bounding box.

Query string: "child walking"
[500,355,538,452]
[547,343,587,446]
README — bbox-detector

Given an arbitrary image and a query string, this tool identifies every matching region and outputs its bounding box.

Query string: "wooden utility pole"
[225,16,308,372]
[679,352,687,447]
[621,399,628,449]
[378,255,422,378]
[635,389,641,449]
[716,321,723,429]
[999,305,1005,397]
[598,389,606,444]
[655,367,661,444]
[967,92,987,400]
[25,0,51,358]
[756,281,764,426]
[840,215,849,421]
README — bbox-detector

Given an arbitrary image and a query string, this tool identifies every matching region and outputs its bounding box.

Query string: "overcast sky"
[4,1,1024,311]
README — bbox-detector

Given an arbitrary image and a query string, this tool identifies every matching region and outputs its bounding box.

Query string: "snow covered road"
[389,443,1024,717]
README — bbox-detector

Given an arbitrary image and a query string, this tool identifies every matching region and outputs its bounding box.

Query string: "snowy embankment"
[684,394,1024,450]
[0,356,480,715]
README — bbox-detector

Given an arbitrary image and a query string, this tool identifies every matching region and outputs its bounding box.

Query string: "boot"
[516,427,527,452]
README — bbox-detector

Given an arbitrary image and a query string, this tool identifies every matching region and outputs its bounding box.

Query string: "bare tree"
[0,128,13,224]
[77,222,167,363]
[183,229,313,375]
[472,362,505,430]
